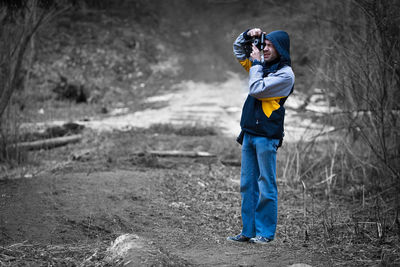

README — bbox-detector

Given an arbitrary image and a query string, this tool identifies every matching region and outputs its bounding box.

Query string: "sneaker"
[226,234,251,242]
[249,236,272,244]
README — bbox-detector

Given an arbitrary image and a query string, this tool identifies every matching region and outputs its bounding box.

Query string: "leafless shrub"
[313,0,399,211]
[279,0,400,257]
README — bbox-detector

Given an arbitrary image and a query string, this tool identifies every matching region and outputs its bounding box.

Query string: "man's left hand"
[250,44,261,61]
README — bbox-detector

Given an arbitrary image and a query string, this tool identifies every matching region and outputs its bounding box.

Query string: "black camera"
[253,33,266,50]
[244,33,266,58]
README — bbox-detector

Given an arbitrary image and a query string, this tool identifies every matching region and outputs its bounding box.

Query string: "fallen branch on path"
[12,134,82,151]
[134,150,216,158]
[220,159,241,166]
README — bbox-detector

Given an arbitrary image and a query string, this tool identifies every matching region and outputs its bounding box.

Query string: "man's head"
[265,30,291,66]
[262,39,279,63]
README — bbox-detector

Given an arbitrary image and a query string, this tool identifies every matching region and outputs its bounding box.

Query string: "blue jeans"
[240,132,279,240]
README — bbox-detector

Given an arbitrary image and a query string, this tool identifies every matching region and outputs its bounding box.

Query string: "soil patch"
[1,128,327,266]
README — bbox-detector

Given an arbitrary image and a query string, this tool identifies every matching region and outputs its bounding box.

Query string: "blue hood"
[263,30,291,73]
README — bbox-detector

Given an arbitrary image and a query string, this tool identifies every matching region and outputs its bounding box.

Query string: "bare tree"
[0,0,68,118]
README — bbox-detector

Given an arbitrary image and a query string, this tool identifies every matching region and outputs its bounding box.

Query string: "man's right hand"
[247,28,263,37]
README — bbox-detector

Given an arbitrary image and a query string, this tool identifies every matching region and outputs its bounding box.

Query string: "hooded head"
[264,30,291,72]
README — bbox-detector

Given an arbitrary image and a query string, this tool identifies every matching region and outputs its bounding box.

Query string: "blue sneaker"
[249,236,272,244]
[226,234,251,242]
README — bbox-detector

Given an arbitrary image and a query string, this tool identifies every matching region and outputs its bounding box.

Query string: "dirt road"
[1,106,326,266]
[22,72,333,145]
[0,163,320,266]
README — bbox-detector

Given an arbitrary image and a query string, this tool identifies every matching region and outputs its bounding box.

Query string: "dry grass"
[0,241,112,267]
[277,138,400,265]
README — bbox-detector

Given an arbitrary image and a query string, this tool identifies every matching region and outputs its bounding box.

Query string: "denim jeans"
[240,132,279,240]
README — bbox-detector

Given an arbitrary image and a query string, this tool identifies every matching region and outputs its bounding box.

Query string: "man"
[227,28,294,244]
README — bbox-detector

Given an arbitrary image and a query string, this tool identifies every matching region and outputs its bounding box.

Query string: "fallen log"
[12,134,83,151]
[134,150,216,158]
[220,159,241,167]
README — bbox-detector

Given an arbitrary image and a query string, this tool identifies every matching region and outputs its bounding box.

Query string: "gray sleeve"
[233,32,250,61]
[248,65,295,99]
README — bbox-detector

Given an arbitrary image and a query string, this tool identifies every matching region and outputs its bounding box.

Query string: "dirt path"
[22,72,333,144]
[2,111,326,267]
[7,68,335,266]
[1,158,321,266]
[83,72,247,136]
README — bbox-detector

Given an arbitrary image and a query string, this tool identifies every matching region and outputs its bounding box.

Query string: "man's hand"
[248,28,266,62]
[250,44,261,61]
[247,28,263,37]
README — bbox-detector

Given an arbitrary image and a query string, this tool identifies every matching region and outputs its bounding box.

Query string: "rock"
[106,234,142,260]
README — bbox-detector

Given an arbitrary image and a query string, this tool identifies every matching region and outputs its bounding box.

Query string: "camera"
[244,33,266,58]
[253,33,266,50]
